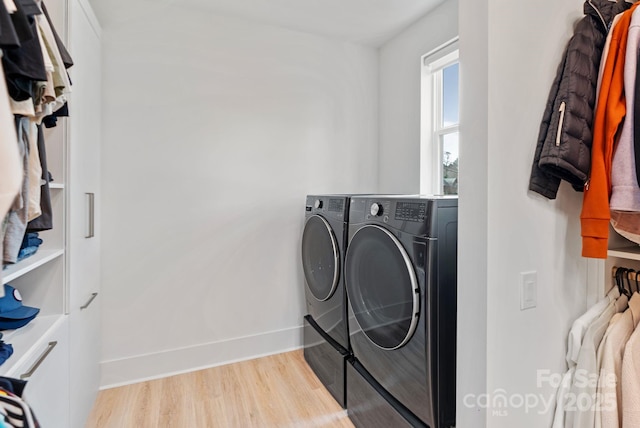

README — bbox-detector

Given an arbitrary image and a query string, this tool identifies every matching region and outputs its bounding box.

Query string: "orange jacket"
[581,3,640,258]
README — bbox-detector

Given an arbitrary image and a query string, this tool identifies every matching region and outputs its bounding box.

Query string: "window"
[420,40,459,195]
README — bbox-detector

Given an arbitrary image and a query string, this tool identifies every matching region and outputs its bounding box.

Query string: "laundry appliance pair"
[301,194,458,428]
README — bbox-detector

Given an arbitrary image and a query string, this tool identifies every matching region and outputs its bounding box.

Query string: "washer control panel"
[395,202,427,222]
[329,199,345,212]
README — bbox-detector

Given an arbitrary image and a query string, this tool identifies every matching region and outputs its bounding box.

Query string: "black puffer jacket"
[529,0,630,199]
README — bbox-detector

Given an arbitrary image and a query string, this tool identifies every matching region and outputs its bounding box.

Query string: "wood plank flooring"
[86,350,354,428]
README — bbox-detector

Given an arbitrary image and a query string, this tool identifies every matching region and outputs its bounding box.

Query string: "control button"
[370,203,382,216]
[314,199,323,209]
[383,215,389,223]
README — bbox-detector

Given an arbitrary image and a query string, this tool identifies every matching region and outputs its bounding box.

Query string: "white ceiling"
[88,0,446,47]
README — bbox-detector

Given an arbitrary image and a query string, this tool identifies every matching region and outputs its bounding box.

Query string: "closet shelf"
[0,314,66,378]
[608,246,640,261]
[2,249,65,284]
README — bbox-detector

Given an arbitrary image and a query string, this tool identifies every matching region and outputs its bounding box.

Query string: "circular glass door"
[345,225,419,350]
[301,215,340,301]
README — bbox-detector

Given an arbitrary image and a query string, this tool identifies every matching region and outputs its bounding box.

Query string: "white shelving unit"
[2,250,65,284]
[605,227,640,297]
[608,246,640,261]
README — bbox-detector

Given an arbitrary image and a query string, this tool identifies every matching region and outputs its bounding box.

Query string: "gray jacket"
[529,0,630,199]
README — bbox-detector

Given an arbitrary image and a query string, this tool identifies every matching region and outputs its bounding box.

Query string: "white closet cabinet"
[21,317,70,427]
[67,0,102,426]
[0,0,70,425]
[0,0,102,426]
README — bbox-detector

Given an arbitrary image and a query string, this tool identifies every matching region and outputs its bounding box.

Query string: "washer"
[301,194,352,407]
[344,195,457,428]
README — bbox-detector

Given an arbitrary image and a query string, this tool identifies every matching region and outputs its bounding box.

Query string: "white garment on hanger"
[552,288,620,428]
[9,98,35,117]
[26,121,41,222]
[595,312,624,428]
[570,294,628,428]
[622,313,640,426]
[596,13,624,106]
[599,294,640,428]
[569,288,621,366]
[552,368,575,428]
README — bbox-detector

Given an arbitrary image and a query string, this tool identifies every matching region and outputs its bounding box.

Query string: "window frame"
[420,39,459,195]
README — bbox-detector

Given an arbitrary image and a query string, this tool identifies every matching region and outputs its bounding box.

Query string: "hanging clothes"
[26,124,51,232]
[557,266,640,428]
[3,117,30,265]
[622,311,640,426]
[580,2,640,259]
[598,294,640,427]
[529,0,631,200]
[0,0,73,266]
[594,311,624,428]
[568,292,629,427]
[0,376,40,428]
[0,58,21,243]
[602,6,640,249]
[25,120,40,222]
[2,0,46,111]
[0,0,19,49]
[552,288,621,428]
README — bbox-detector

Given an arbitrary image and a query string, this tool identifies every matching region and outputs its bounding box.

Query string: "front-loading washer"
[345,195,457,428]
[301,194,352,407]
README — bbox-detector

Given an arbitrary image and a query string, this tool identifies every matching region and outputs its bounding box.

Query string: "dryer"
[301,194,351,407]
[344,195,457,428]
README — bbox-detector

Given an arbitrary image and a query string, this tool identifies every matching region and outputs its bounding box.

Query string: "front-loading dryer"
[345,195,457,428]
[301,194,352,407]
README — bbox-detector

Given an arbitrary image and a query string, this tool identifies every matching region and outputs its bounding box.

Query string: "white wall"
[378,0,459,194]
[99,6,378,387]
[457,0,488,425]
[457,0,591,426]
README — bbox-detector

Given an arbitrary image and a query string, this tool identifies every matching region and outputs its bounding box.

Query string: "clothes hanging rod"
[611,266,640,280]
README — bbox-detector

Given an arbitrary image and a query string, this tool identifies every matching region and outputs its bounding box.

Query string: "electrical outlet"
[520,271,537,310]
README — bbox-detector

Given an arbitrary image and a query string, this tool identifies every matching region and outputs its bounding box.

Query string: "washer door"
[301,215,340,302]
[345,225,419,350]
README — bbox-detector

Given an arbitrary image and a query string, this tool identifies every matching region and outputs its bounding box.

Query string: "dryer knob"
[314,199,323,209]
[370,203,382,216]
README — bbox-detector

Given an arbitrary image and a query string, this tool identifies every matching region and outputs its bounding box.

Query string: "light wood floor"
[86,350,355,428]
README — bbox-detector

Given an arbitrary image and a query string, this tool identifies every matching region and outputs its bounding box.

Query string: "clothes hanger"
[616,267,632,298]
[625,269,636,295]
[635,271,640,294]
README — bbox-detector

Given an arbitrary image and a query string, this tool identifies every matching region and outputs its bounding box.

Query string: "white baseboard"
[100,325,303,389]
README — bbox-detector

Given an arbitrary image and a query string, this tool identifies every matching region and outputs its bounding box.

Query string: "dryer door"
[345,225,419,350]
[301,215,340,302]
